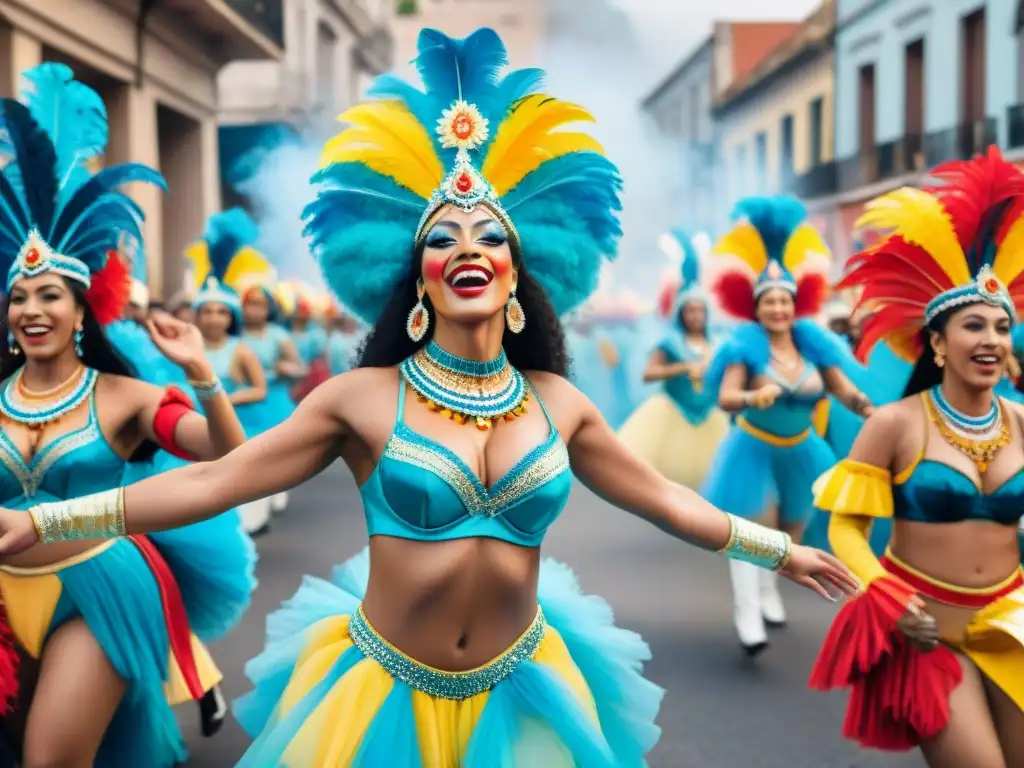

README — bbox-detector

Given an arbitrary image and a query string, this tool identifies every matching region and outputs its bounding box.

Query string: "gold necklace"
[924,391,1009,473]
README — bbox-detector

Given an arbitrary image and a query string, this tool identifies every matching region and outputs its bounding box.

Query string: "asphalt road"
[179,465,925,768]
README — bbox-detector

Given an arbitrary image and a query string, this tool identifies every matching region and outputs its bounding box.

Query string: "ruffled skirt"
[618,394,728,488]
[233,548,664,766]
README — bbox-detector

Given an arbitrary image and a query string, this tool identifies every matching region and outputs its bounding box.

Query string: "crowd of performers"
[0,24,1017,768]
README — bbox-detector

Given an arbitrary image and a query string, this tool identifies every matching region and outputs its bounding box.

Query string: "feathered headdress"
[188,208,273,327]
[707,195,830,321]
[304,27,622,323]
[657,227,707,320]
[0,63,165,324]
[838,146,1024,362]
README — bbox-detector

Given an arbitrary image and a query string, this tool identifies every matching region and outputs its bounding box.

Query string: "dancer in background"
[618,229,727,488]
[0,67,252,767]
[811,147,1024,768]
[186,209,275,536]
[702,196,871,655]
[324,298,363,377]
[283,281,331,401]
[0,29,855,766]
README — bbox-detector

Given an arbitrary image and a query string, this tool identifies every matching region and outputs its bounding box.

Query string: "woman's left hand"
[147,313,207,371]
[778,544,861,601]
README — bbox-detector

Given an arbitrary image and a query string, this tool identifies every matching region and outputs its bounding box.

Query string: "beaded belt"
[348,605,546,700]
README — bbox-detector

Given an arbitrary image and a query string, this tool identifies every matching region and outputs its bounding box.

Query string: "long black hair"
[0,280,158,461]
[902,307,955,397]
[357,241,569,376]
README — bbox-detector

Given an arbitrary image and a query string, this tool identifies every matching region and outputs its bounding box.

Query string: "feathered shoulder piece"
[838,146,1024,362]
[706,195,830,321]
[188,208,273,312]
[0,64,165,324]
[657,227,707,319]
[304,27,622,323]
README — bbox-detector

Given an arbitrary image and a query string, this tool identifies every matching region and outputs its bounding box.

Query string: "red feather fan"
[85,252,131,326]
[711,271,757,321]
[656,280,681,319]
[794,273,829,318]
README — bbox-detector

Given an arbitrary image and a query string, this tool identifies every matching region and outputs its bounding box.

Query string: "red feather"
[657,280,680,318]
[711,271,756,321]
[85,252,131,326]
[794,273,828,318]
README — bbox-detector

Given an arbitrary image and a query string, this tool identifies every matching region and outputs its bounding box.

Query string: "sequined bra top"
[359,378,573,546]
[892,396,1024,526]
[742,358,825,438]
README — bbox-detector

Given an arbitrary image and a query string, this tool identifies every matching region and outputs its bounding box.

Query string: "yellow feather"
[321,102,443,200]
[855,188,969,286]
[224,246,274,290]
[482,95,605,196]
[185,242,211,288]
[712,222,768,274]
[782,224,829,273]
[993,214,1024,288]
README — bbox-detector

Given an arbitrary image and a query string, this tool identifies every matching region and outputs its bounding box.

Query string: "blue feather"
[202,208,260,283]
[731,195,807,263]
[0,100,57,236]
[672,228,700,288]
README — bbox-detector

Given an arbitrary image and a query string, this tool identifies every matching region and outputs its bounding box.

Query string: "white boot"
[240,498,271,536]
[729,560,768,656]
[759,568,787,627]
[271,491,290,514]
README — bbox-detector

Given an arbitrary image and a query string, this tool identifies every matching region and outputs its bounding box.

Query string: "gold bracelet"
[29,488,126,545]
[717,514,791,571]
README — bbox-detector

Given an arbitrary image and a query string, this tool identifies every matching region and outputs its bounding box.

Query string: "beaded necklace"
[925,386,1008,473]
[399,341,528,431]
[0,365,96,429]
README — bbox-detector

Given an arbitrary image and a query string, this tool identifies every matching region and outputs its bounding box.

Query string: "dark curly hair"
[0,279,158,461]
[357,241,569,376]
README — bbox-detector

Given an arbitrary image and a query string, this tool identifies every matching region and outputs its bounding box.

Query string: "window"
[961,9,986,123]
[809,97,824,165]
[858,63,876,152]
[754,131,768,193]
[780,114,794,188]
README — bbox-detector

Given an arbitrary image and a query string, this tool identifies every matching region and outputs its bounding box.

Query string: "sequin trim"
[384,427,570,517]
[348,605,545,699]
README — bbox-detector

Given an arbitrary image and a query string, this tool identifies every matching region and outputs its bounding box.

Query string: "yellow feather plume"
[993,215,1024,288]
[482,95,605,196]
[223,246,274,290]
[855,187,969,287]
[185,242,211,288]
[783,223,829,273]
[712,221,769,274]
[321,102,443,200]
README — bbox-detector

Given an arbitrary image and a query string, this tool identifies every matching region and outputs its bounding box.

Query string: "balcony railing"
[1008,104,1024,149]
[789,160,838,199]
[923,118,997,165]
[225,0,284,47]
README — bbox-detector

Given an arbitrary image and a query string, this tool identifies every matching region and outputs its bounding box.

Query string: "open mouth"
[971,354,1000,369]
[20,325,52,343]
[445,264,493,297]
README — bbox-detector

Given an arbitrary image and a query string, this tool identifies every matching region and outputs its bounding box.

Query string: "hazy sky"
[617,0,822,92]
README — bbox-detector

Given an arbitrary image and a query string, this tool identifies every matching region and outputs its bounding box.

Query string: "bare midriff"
[361,535,541,672]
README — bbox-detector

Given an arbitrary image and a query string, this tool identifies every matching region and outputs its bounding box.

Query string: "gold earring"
[934,349,945,368]
[406,279,429,342]
[505,284,525,334]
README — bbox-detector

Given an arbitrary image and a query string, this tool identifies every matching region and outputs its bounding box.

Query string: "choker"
[399,342,528,431]
[0,366,97,429]
[925,387,1007,473]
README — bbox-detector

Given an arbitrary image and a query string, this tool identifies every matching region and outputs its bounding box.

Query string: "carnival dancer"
[702,195,872,655]
[618,229,728,489]
[809,147,1024,767]
[285,281,331,401]
[186,208,275,536]
[0,29,856,767]
[324,298,363,376]
[0,67,253,767]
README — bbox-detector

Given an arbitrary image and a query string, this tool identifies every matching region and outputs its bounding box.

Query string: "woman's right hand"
[0,508,41,556]
[896,596,939,651]
[751,383,783,409]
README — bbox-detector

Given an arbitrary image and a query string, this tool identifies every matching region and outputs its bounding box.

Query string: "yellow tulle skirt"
[618,394,728,488]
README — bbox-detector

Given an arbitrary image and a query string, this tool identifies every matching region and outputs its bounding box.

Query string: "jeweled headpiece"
[0,63,165,324]
[838,146,1024,362]
[305,28,622,323]
[706,196,830,321]
[188,208,273,330]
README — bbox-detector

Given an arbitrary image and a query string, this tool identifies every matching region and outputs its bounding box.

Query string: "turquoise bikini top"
[893,398,1024,526]
[0,390,126,510]
[742,358,825,438]
[359,379,573,546]
[658,333,714,425]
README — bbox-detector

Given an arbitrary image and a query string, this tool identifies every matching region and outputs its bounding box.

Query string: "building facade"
[714,1,837,245]
[0,0,282,299]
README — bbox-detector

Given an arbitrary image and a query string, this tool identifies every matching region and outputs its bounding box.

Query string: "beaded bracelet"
[717,513,792,571]
[30,487,126,544]
[188,375,224,402]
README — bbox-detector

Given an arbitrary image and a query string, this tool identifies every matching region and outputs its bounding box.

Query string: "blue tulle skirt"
[701,424,836,524]
[245,380,296,436]
[232,548,663,766]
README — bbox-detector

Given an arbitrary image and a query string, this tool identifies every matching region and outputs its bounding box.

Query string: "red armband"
[809,576,961,750]
[153,386,198,461]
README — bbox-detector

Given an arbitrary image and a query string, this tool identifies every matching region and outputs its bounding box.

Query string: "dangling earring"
[406,279,429,342]
[934,349,945,368]
[505,285,525,334]
[7,330,18,356]
[74,327,84,357]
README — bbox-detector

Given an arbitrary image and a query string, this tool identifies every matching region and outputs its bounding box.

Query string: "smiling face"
[932,303,1012,391]
[242,289,271,325]
[755,288,796,334]
[7,274,84,360]
[195,301,235,341]
[419,204,517,325]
